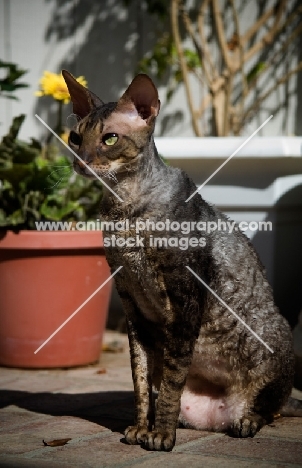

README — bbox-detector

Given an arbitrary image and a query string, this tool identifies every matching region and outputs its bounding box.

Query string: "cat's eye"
[103,133,118,146]
[69,131,82,146]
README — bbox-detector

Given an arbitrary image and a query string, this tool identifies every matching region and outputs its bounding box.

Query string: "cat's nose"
[75,151,93,168]
[76,159,88,169]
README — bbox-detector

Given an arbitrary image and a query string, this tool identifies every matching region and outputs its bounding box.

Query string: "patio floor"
[0,331,301,468]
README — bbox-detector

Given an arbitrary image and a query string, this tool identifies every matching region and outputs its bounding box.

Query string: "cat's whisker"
[47,167,72,178]
[100,169,118,183]
[50,165,72,169]
[109,170,118,183]
[46,166,73,190]
[46,176,68,190]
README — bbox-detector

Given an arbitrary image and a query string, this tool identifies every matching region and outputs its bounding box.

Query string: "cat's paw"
[230,415,264,438]
[124,425,148,445]
[142,429,176,451]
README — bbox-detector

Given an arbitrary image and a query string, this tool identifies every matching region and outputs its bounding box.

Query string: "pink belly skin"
[180,389,245,432]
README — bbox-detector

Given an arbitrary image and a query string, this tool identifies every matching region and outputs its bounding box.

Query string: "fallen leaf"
[102,340,124,353]
[43,438,71,447]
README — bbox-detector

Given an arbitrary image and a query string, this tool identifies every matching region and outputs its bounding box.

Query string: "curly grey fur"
[62,70,300,452]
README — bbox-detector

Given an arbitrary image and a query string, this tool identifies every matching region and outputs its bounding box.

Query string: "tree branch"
[241,62,302,127]
[229,0,247,135]
[197,0,218,79]
[247,20,302,94]
[241,6,275,45]
[197,92,212,119]
[244,0,290,64]
[212,0,233,72]
[180,3,212,87]
[171,0,202,136]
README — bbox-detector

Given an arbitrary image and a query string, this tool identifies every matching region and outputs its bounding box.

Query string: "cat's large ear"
[62,70,103,120]
[118,74,160,122]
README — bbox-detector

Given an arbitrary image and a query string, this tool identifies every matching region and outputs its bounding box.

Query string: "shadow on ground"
[0,389,134,433]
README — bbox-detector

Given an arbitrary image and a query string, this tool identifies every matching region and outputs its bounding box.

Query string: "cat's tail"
[280,397,302,417]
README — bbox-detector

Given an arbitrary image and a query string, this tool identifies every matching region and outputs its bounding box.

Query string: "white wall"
[0,0,301,142]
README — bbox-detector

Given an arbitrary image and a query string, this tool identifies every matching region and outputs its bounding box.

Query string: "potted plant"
[0,70,112,368]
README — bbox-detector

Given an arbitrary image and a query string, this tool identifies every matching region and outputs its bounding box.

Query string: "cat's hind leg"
[229,373,293,438]
[230,414,266,437]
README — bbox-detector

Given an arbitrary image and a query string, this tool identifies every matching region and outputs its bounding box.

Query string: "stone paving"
[0,331,301,468]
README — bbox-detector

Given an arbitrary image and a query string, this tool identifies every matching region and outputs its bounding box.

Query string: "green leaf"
[0,82,28,91]
[0,94,18,100]
[183,49,201,70]
[0,60,29,100]
[12,143,40,164]
[246,62,266,83]
[0,164,34,186]
[0,208,25,227]
[0,154,13,170]
[0,113,103,229]
[0,115,26,149]
[40,195,79,221]
[137,33,175,80]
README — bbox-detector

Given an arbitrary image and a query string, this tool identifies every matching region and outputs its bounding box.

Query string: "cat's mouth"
[74,162,117,182]
[74,163,97,179]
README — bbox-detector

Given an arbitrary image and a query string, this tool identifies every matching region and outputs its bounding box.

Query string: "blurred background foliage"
[0,86,103,230]
[38,0,301,137]
[0,60,29,101]
[133,0,302,136]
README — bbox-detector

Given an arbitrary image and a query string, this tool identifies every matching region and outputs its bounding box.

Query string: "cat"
[62,70,301,451]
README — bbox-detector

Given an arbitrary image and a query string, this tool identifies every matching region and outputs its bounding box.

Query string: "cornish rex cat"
[62,70,301,451]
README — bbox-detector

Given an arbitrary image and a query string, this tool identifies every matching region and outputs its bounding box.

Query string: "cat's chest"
[104,238,168,323]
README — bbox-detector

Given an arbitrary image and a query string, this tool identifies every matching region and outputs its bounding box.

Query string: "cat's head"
[62,70,160,180]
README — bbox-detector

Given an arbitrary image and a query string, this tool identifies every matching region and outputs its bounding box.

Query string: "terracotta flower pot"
[0,230,112,368]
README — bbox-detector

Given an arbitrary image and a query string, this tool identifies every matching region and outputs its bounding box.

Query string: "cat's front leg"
[123,313,155,446]
[142,328,195,451]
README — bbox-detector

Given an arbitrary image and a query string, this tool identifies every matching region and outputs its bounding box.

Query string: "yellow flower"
[60,130,70,144]
[35,71,87,103]
[60,130,69,145]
